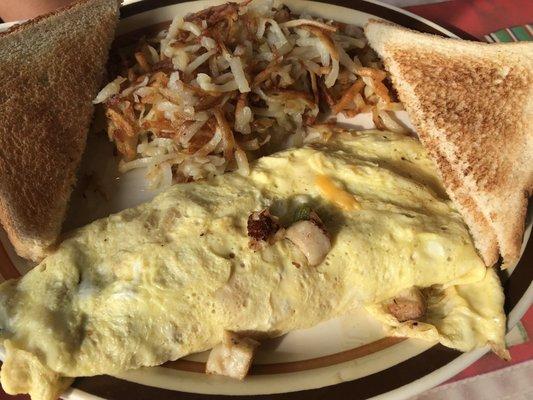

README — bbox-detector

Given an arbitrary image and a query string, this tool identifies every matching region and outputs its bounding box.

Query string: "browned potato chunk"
[387,287,426,322]
[206,331,260,380]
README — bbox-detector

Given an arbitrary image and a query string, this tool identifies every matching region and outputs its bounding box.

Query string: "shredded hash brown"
[94,0,406,186]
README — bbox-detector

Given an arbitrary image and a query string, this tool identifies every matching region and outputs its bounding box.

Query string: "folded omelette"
[0,130,506,400]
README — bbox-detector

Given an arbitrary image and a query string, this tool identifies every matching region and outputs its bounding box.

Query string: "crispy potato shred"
[95,0,404,187]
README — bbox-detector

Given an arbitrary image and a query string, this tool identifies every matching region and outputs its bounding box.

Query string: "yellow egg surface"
[0,130,505,400]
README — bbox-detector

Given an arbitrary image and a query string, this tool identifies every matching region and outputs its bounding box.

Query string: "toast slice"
[0,0,120,261]
[364,20,533,267]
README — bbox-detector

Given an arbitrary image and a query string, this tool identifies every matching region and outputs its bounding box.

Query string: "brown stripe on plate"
[113,21,171,47]
[0,234,21,280]
[1,1,528,399]
[503,206,533,314]
[163,337,405,374]
[72,347,462,400]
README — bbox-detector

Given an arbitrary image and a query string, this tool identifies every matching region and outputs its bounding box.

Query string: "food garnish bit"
[247,206,331,266]
[247,208,281,250]
[387,287,426,322]
[206,331,260,380]
[285,209,331,266]
[94,0,402,187]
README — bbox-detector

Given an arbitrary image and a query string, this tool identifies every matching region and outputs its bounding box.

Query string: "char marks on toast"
[0,0,120,261]
[364,20,532,267]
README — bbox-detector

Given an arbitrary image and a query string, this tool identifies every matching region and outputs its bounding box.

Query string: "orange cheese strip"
[315,174,360,211]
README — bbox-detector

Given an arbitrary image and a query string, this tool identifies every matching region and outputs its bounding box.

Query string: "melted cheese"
[0,130,506,400]
[315,174,361,211]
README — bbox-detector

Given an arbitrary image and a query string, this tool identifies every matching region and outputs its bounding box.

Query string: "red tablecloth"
[406,0,532,39]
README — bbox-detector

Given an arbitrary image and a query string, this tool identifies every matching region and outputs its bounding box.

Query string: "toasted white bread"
[0,0,120,261]
[365,20,533,267]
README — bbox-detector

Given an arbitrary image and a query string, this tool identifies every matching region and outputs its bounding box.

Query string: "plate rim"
[0,1,531,400]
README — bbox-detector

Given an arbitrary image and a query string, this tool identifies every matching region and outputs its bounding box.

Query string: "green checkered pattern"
[485,24,533,42]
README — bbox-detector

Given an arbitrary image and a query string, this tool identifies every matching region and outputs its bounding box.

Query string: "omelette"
[0,130,506,400]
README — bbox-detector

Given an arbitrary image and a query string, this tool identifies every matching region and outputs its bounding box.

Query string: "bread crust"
[365,20,532,267]
[0,0,120,261]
